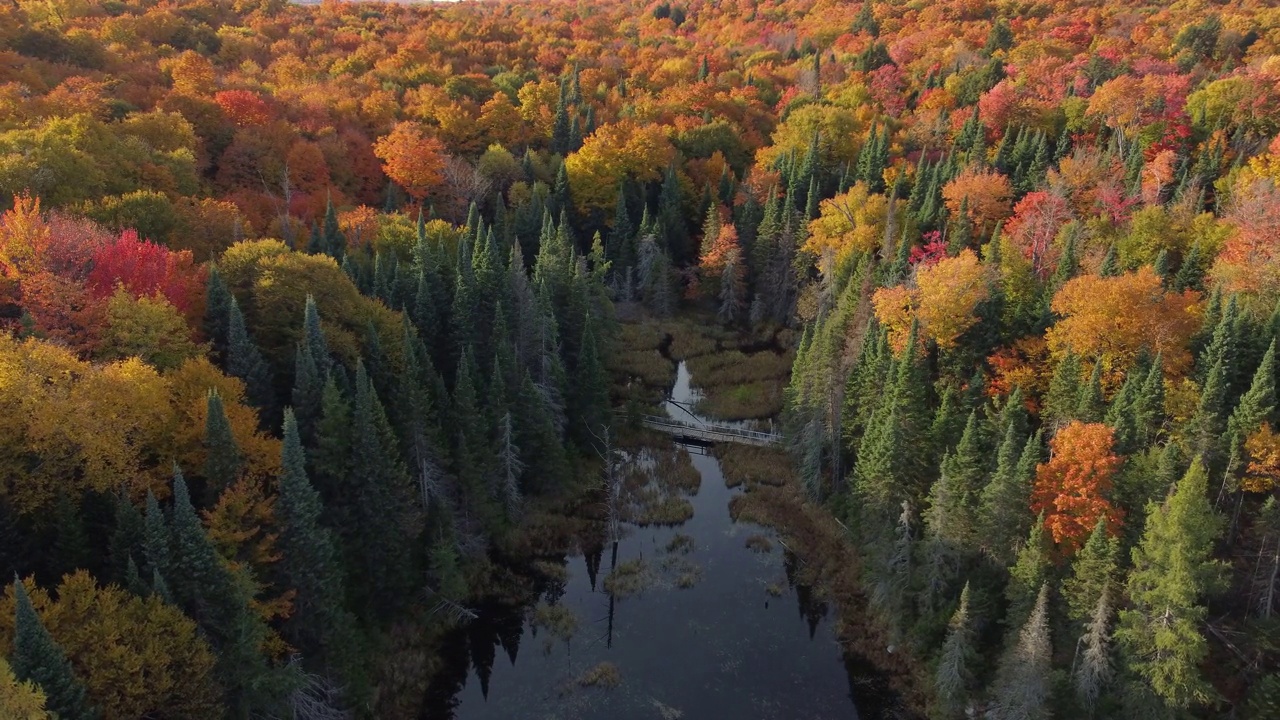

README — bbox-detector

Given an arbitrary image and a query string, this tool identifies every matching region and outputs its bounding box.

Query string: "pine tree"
[322,194,345,260]
[1044,351,1081,427]
[1006,514,1050,631]
[978,428,1038,565]
[935,582,977,719]
[10,580,96,720]
[225,297,274,412]
[570,323,610,449]
[1132,354,1166,447]
[1227,338,1276,454]
[1099,243,1120,277]
[167,468,296,716]
[345,361,416,619]
[496,412,524,520]
[1116,459,1225,710]
[1064,517,1118,624]
[276,409,359,685]
[1189,351,1228,470]
[309,376,351,507]
[143,490,170,582]
[291,341,323,447]
[551,95,571,155]
[941,413,984,529]
[1077,360,1105,423]
[205,264,232,361]
[50,492,89,579]
[989,584,1052,720]
[203,389,242,506]
[108,492,145,585]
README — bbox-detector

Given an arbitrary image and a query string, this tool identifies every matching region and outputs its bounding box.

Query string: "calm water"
[426,363,893,719]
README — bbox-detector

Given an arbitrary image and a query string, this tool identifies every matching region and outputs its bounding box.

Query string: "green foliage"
[9,581,96,720]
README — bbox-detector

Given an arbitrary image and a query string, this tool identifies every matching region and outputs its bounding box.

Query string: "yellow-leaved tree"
[872,249,991,350]
[805,182,889,264]
[0,573,222,719]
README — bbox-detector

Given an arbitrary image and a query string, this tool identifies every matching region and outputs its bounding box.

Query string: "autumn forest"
[1,0,1279,717]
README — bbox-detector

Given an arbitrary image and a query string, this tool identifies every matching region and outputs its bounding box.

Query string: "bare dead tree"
[282,660,350,720]
[441,156,493,220]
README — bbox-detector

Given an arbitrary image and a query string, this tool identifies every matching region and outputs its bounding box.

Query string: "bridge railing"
[639,415,782,443]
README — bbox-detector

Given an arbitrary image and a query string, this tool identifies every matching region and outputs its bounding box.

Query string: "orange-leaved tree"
[1045,266,1200,380]
[1032,421,1123,556]
[373,121,448,200]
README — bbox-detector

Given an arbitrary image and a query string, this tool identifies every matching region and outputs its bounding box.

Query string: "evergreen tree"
[659,164,688,260]
[1227,338,1276,455]
[322,194,345,260]
[1045,352,1081,427]
[515,370,569,493]
[276,409,359,688]
[291,341,323,447]
[203,389,242,506]
[551,95,572,155]
[1116,460,1225,710]
[10,580,96,720]
[1077,360,1105,422]
[143,490,170,582]
[344,362,416,619]
[1132,354,1166,447]
[931,412,984,550]
[570,323,610,449]
[205,264,232,361]
[1099,243,1120,277]
[978,428,1038,566]
[935,582,977,719]
[225,297,274,412]
[989,584,1052,720]
[1064,517,1118,624]
[1189,351,1229,470]
[168,468,295,717]
[302,295,331,378]
[108,492,145,585]
[1006,514,1050,631]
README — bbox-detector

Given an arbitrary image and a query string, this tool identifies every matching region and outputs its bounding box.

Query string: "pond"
[425,363,876,719]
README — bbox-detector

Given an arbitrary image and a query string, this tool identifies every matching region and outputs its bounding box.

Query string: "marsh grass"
[715,445,792,488]
[620,445,700,526]
[578,661,622,688]
[604,558,655,598]
[665,533,695,554]
[532,603,579,643]
[745,534,774,553]
[687,347,794,421]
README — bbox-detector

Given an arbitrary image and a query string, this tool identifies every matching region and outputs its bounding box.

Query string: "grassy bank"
[609,311,796,422]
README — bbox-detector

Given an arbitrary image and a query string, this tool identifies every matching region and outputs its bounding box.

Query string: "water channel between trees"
[429,362,869,719]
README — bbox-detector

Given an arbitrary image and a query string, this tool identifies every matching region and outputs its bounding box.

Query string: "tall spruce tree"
[1006,514,1050,631]
[276,409,359,690]
[202,389,242,506]
[1116,460,1225,710]
[205,264,232,362]
[225,297,274,412]
[10,580,96,720]
[168,468,296,717]
[345,362,416,619]
[1064,517,1118,624]
[978,428,1038,565]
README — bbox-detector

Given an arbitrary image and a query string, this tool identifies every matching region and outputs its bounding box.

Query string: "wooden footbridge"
[640,415,783,447]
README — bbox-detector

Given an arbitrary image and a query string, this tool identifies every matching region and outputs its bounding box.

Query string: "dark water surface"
[427,363,877,720]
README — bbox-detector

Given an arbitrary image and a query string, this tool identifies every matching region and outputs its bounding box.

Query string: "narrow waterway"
[428,362,866,719]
